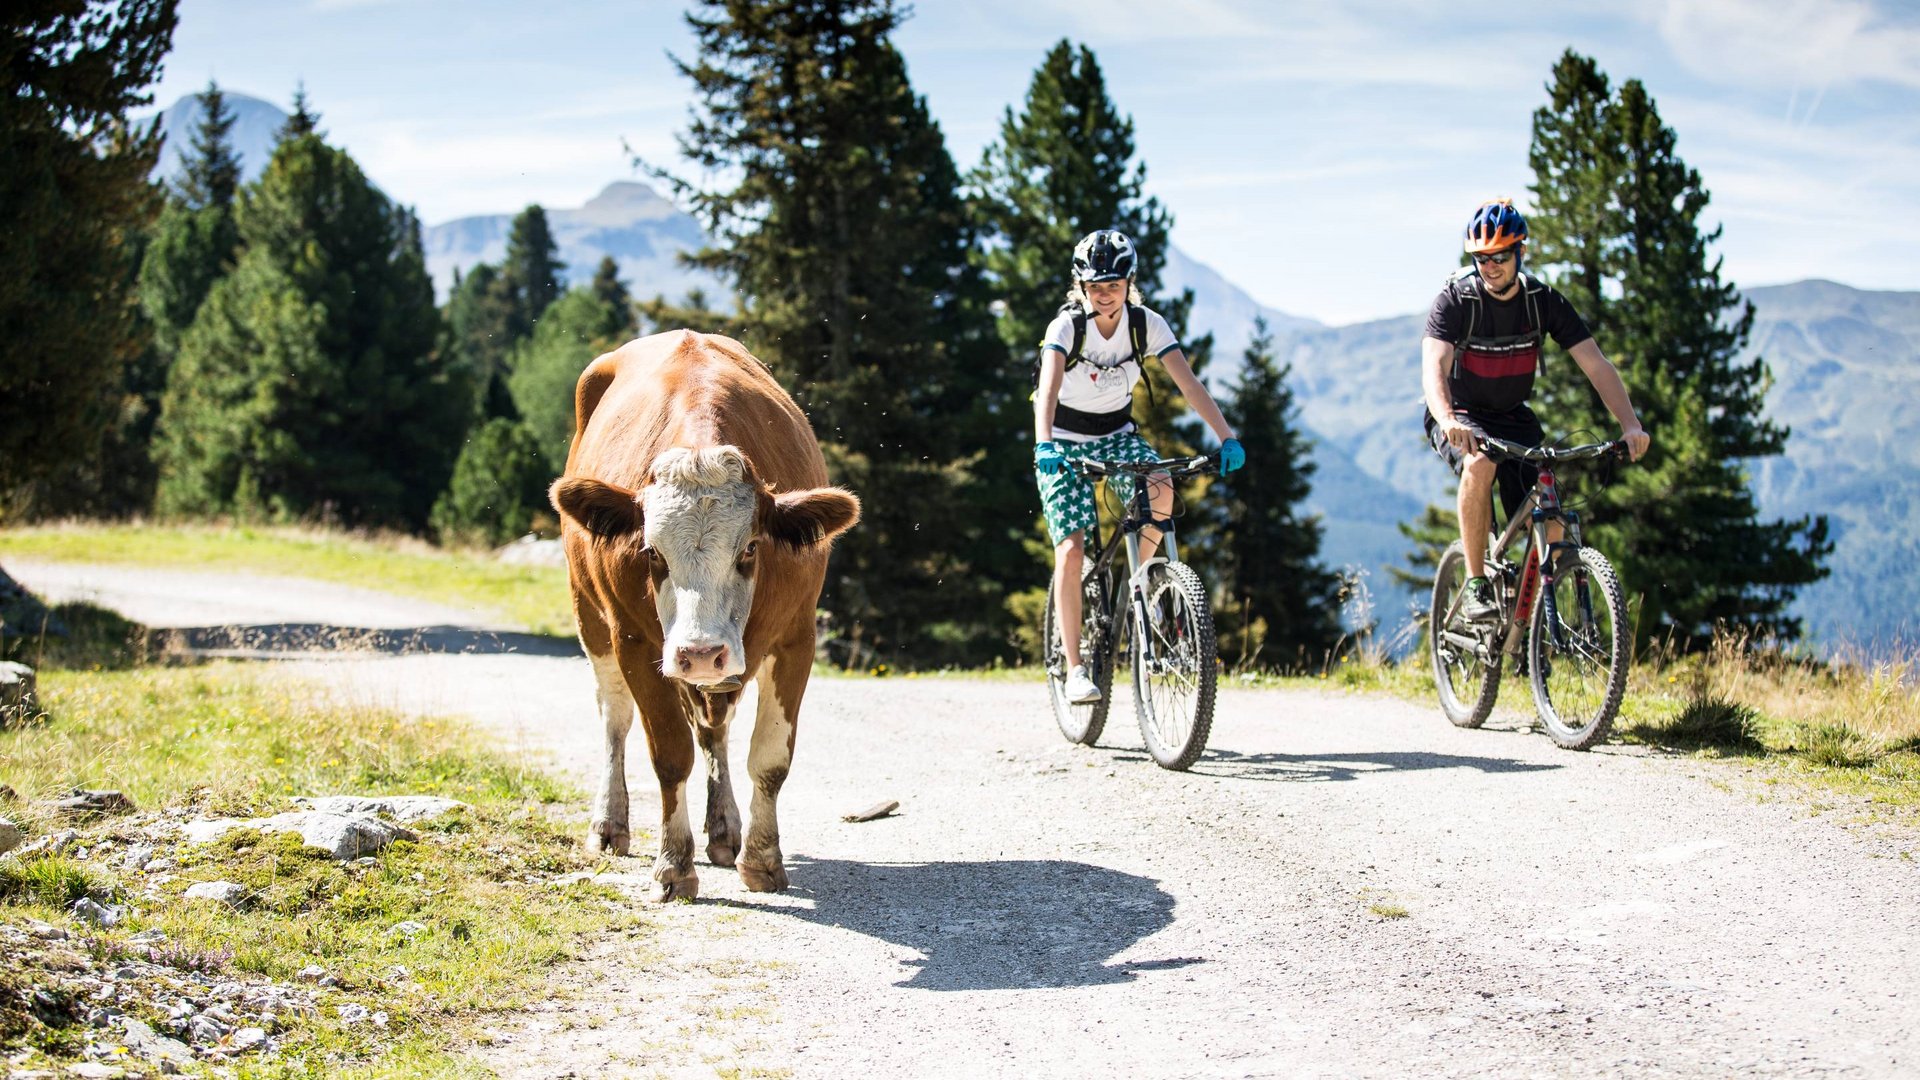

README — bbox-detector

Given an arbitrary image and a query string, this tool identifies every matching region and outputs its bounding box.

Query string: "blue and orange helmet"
[1464,200,1528,254]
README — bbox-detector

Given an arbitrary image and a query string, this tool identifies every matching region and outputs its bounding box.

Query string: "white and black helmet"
[1071,229,1136,283]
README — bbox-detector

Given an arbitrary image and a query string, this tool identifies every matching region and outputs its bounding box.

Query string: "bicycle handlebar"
[1477,436,1629,465]
[1064,454,1218,480]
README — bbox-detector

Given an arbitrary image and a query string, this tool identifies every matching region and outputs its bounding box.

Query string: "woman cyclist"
[1035,229,1244,703]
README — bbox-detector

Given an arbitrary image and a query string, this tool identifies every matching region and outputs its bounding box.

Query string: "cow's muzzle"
[694,676,743,695]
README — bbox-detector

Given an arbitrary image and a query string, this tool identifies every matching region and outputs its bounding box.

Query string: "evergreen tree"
[279,82,320,141]
[1526,50,1829,647]
[1211,318,1341,670]
[499,204,565,340]
[589,255,638,343]
[155,129,471,528]
[176,80,241,208]
[662,0,1007,666]
[445,262,518,419]
[430,417,552,547]
[0,0,178,516]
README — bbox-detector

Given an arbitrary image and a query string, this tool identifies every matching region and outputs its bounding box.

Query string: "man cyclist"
[1036,229,1242,702]
[1422,199,1651,621]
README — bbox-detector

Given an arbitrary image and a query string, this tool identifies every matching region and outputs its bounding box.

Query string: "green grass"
[0,522,573,635]
[0,663,644,1075]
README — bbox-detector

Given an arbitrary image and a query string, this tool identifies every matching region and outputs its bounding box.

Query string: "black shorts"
[1423,403,1542,523]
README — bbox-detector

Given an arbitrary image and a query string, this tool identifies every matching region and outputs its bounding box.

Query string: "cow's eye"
[742,540,757,558]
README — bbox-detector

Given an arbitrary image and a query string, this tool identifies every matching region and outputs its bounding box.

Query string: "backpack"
[1446,266,1548,382]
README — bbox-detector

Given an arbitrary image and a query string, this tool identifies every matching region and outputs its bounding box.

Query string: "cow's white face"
[641,447,758,688]
[551,444,860,693]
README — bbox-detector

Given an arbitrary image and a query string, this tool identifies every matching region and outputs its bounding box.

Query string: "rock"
[183,881,248,908]
[180,819,244,845]
[52,788,136,818]
[187,1013,230,1045]
[293,795,467,823]
[16,828,80,858]
[25,917,69,940]
[0,660,39,725]
[120,1017,195,1069]
[295,965,328,983]
[128,928,168,945]
[229,1026,268,1051]
[263,811,416,860]
[387,920,427,938]
[0,814,23,854]
[65,1063,123,1079]
[144,857,177,872]
[69,897,122,927]
[120,842,156,869]
[338,1003,371,1024]
[494,534,565,566]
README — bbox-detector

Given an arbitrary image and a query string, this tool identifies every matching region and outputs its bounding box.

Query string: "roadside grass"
[0,521,573,636]
[0,663,645,1076]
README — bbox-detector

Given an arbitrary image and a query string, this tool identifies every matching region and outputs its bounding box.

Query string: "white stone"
[120,1016,195,1067]
[183,881,248,908]
[0,660,37,724]
[0,815,22,854]
[293,794,467,823]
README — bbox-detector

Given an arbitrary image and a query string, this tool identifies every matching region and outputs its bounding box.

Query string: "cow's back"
[565,330,824,492]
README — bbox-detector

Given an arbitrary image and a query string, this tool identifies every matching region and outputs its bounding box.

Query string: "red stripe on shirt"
[1460,348,1538,379]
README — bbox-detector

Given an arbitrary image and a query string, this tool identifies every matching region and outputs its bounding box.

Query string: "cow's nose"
[674,643,728,676]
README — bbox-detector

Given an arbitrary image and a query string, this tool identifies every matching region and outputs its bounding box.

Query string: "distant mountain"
[420,182,723,308]
[1161,246,1320,356]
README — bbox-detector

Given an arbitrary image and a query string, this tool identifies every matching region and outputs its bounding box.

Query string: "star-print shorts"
[1038,430,1162,547]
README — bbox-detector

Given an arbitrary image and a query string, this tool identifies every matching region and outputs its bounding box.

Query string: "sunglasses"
[1471,250,1517,266]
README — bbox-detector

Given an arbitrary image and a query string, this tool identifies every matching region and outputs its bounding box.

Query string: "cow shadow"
[722,856,1200,992]
[1104,747,1561,783]
[148,624,582,659]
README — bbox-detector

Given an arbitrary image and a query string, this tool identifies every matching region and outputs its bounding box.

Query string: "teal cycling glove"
[1220,437,1245,473]
[1034,441,1065,476]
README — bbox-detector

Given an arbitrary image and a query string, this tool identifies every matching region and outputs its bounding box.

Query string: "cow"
[548,330,859,902]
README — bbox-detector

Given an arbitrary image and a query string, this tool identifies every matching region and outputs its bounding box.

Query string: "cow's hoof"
[651,869,699,903]
[585,821,630,856]
[706,838,738,868]
[738,856,788,893]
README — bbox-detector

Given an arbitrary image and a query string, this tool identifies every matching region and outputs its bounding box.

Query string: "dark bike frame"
[1063,454,1216,675]
[1436,436,1628,667]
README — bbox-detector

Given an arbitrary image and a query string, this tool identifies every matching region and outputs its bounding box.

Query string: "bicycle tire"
[1528,546,1628,750]
[1430,540,1502,728]
[1131,560,1217,771]
[1044,570,1114,745]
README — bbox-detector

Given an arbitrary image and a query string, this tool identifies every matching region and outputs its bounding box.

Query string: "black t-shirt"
[1424,273,1593,412]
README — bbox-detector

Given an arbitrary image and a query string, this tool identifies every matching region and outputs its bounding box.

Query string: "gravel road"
[13,560,1920,1078]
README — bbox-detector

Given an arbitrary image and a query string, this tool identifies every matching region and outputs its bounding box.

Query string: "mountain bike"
[1042,454,1219,771]
[1429,436,1632,750]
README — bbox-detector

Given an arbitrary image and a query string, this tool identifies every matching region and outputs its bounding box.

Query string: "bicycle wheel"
[1131,560,1217,771]
[1044,569,1114,745]
[1528,545,1628,750]
[1430,540,1502,728]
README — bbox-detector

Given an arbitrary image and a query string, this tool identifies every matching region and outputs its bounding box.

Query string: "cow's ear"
[763,486,860,551]
[550,477,643,539]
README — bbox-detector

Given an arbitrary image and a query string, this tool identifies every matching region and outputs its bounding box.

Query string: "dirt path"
[14,560,1920,1078]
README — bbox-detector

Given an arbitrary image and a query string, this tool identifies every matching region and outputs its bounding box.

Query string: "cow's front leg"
[585,652,633,855]
[624,658,700,902]
[740,645,807,892]
[695,689,743,868]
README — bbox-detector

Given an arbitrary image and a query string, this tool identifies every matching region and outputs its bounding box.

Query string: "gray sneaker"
[1062,665,1101,704]
[1460,578,1500,623]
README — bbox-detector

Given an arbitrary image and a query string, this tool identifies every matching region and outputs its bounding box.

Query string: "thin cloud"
[1649,0,1920,91]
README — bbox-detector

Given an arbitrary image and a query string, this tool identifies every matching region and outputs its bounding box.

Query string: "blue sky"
[145,0,1920,325]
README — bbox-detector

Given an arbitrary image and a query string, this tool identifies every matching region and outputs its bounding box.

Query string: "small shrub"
[1795,723,1881,769]
[1653,695,1764,753]
[0,856,110,909]
[430,418,553,548]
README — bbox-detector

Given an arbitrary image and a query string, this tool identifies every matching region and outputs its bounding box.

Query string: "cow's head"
[551,446,859,691]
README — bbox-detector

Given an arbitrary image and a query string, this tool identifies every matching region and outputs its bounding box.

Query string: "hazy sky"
[145,0,1920,325]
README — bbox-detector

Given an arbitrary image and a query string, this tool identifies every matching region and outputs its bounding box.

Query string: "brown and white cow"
[549,330,859,902]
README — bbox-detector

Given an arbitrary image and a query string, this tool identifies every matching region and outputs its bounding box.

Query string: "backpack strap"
[1066,303,1089,369]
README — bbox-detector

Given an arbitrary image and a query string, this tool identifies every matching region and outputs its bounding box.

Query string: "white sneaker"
[1062,665,1101,704]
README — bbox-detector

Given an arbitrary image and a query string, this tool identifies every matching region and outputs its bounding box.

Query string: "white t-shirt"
[1040,306,1182,443]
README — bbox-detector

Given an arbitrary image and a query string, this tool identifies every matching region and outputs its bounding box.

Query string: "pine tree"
[279,83,320,142]
[1526,50,1829,647]
[1211,318,1342,670]
[0,0,178,516]
[445,262,517,419]
[499,204,565,339]
[176,80,241,208]
[588,255,638,344]
[662,0,1006,666]
[155,129,470,527]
